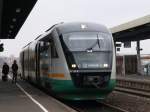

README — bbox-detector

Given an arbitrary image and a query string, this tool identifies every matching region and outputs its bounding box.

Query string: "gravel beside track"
[103,91,150,112]
[115,87,150,98]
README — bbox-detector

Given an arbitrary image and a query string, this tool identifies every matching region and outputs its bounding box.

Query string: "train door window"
[50,39,58,58]
[39,41,50,75]
[40,41,50,58]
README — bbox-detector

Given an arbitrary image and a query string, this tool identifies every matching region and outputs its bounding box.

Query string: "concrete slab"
[0,77,43,112]
[117,74,150,82]
[0,73,76,112]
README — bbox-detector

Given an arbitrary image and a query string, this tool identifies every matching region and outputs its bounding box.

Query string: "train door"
[36,43,41,84]
[46,42,52,88]
[27,47,30,79]
[148,64,150,75]
[39,41,51,87]
[22,52,25,79]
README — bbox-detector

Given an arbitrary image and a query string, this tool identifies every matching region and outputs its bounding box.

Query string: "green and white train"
[20,22,116,100]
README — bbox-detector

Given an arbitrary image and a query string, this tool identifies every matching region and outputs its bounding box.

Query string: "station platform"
[0,73,76,112]
[117,74,150,82]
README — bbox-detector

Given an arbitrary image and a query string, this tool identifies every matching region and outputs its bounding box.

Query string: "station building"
[110,15,150,76]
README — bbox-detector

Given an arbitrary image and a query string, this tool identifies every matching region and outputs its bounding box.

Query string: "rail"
[62,100,128,112]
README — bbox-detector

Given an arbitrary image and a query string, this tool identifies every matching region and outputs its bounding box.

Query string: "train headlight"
[72,64,77,68]
[103,64,108,68]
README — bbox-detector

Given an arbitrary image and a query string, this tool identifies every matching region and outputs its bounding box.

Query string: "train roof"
[55,22,111,35]
[22,22,111,49]
[32,22,111,42]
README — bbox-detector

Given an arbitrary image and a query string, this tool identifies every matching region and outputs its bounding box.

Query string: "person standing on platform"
[2,62,9,81]
[11,60,18,84]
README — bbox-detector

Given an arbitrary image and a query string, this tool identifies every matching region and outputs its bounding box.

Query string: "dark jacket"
[12,63,18,72]
[2,64,9,75]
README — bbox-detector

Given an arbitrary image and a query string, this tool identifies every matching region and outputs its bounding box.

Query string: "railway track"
[35,86,129,112]
[115,78,150,98]
[27,80,129,112]
[62,100,129,112]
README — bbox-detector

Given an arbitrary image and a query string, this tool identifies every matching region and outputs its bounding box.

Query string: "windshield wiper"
[86,34,100,51]
[97,34,101,48]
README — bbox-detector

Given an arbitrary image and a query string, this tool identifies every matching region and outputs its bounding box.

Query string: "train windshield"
[62,33,112,52]
[61,32,113,69]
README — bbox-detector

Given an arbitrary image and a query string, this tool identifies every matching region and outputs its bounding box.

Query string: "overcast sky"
[1,0,150,57]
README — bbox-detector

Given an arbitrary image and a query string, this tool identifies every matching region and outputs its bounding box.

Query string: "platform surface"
[117,74,150,82]
[0,73,75,112]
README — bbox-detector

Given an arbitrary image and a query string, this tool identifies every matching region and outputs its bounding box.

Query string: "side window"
[51,39,58,58]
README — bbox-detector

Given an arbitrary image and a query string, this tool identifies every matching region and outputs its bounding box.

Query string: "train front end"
[51,23,116,100]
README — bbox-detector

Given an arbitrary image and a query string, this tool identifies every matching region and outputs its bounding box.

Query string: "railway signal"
[0,43,4,52]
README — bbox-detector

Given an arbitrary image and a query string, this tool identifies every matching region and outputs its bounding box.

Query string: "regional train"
[20,22,116,100]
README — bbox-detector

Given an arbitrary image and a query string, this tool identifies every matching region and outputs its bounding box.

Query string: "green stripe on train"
[50,79,116,92]
[44,78,116,100]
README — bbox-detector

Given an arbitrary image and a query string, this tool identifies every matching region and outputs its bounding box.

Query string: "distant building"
[116,55,137,76]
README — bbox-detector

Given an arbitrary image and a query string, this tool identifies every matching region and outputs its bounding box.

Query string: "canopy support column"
[136,41,143,75]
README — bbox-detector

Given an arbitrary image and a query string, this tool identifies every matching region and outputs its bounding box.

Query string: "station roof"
[110,15,150,42]
[0,0,37,39]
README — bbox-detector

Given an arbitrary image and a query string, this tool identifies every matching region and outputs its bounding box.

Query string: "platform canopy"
[110,15,150,42]
[0,0,37,39]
